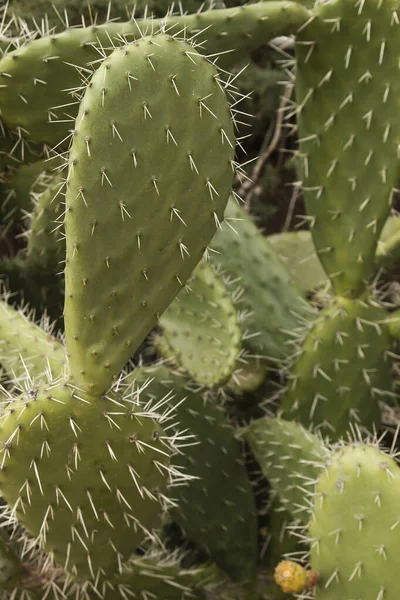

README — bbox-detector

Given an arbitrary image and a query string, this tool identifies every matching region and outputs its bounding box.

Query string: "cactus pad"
[211,199,311,359]
[281,292,393,438]
[0,2,310,143]
[244,417,328,523]
[106,552,219,600]
[158,263,241,387]
[268,230,328,295]
[310,443,400,600]
[26,174,65,273]
[129,365,258,585]
[0,381,174,581]
[64,34,235,395]
[0,300,66,383]
[295,0,400,296]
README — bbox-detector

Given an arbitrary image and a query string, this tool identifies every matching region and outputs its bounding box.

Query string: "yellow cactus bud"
[274,560,308,594]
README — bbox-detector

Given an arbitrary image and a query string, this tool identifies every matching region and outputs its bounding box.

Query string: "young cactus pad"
[281,292,393,439]
[64,34,235,395]
[310,443,400,599]
[0,381,175,582]
[158,262,241,387]
[243,417,328,523]
[295,0,400,296]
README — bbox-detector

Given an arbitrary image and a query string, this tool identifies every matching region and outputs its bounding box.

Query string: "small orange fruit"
[274,560,319,594]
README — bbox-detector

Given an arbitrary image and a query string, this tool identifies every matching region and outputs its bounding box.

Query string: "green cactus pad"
[268,216,400,295]
[244,417,328,524]
[210,198,311,359]
[64,34,235,395]
[0,380,173,581]
[268,230,328,295]
[129,365,258,586]
[1,153,64,220]
[310,443,400,600]
[281,292,393,439]
[158,263,241,387]
[2,161,47,219]
[0,123,45,175]
[0,300,66,383]
[295,0,400,296]
[0,2,310,144]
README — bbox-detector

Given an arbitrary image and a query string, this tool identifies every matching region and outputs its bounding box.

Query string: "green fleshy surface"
[159,263,241,387]
[268,230,328,295]
[26,174,65,272]
[295,0,400,296]
[0,381,172,580]
[244,416,328,524]
[64,35,235,395]
[105,553,219,599]
[127,365,258,586]
[210,199,311,359]
[281,292,394,439]
[311,443,400,600]
[0,299,65,382]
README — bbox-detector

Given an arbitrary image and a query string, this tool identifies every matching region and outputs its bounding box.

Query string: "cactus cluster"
[0,0,400,599]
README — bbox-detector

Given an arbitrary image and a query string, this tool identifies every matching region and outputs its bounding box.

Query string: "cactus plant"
[63,33,235,395]
[243,416,328,523]
[1,1,400,599]
[281,292,394,438]
[295,0,400,298]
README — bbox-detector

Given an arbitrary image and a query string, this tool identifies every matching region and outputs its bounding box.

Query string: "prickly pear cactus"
[210,198,311,359]
[158,262,242,387]
[0,300,65,382]
[295,0,400,297]
[0,381,175,581]
[25,174,65,273]
[64,34,235,395]
[281,292,394,438]
[244,417,328,523]
[310,443,400,599]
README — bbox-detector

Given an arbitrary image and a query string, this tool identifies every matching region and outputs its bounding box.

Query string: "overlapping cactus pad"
[129,366,259,586]
[0,381,174,581]
[158,263,241,387]
[295,0,400,296]
[244,416,328,523]
[64,34,235,395]
[0,2,309,144]
[281,292,394,438]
